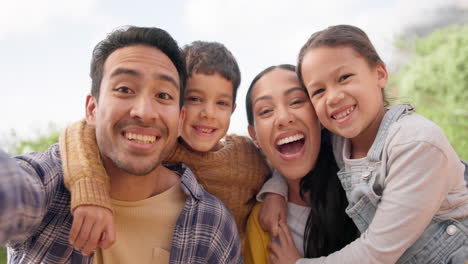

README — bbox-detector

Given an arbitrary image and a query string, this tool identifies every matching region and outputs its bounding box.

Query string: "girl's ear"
[247,125,259,148]
[375,62,388,89]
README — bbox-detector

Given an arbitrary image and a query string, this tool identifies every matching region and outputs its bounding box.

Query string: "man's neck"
[107,165,181,201]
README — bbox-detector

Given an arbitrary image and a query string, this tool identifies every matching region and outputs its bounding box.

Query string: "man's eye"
[157,93,173,100]
[339,74,353,82]
[291,99,304,105]
[115,86,132,93]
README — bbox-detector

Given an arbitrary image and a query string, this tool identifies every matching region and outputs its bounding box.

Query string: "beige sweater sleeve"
[59,119,112,212]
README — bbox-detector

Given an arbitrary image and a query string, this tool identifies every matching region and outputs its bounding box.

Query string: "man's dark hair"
[183,41,241,105]
[90,26,187,108]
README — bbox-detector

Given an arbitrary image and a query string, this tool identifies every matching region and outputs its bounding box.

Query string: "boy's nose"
[201,104,216,119]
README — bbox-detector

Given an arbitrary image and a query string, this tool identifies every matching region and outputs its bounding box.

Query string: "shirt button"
[446,225,458,236]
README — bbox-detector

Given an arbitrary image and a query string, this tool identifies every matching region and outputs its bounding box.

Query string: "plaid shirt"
[0,145,243,264]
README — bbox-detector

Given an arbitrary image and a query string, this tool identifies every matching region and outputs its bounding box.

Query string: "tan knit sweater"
[59,119,270,241]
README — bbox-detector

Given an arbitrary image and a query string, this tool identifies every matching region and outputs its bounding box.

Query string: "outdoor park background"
[1,0,467,262]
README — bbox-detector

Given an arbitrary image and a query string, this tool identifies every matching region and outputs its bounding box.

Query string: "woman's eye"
[339,74,353,82]
[258,109,272,116]
[157,93,173,100]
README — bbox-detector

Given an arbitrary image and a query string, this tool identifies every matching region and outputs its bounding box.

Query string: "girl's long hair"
[300,129,359,257]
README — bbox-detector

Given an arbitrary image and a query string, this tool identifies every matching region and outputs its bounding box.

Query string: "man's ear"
[85,94,97,127]
[375,62,388,89]
[231,103,236,114]
[178,107,186,137]
[248,125,259,148]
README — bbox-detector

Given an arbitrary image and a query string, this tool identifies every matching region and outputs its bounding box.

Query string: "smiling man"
[0,26,242,264]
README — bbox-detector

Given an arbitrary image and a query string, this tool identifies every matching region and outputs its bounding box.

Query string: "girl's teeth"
[333,106,354,119]
[277,134,304,146]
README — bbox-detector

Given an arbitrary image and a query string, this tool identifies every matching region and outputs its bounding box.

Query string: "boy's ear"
[376,62,388,89]
[85,94,97,127]
[247,125,259,148]
[178,107,186,137]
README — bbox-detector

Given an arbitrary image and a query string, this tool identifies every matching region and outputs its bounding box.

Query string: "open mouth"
[332,105,355,120]
[124,132,159,144]
[193,125,216,135]
[276,133,305,155]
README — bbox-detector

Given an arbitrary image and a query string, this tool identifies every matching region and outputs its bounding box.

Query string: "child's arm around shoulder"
[59,119,115,255]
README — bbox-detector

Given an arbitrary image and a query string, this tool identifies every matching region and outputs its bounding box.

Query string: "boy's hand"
[268,221,301,264]
[258,193,287,237]
[69,205,116,256]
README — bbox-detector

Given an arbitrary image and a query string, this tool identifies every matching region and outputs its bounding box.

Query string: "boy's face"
[181,73,235,152]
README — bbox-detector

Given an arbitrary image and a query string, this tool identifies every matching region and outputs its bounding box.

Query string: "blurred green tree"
[391,25,468,160]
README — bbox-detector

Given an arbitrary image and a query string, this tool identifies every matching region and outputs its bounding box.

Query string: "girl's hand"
[268,221,301,264]
[69,205,116,256]
[259,193,288,237]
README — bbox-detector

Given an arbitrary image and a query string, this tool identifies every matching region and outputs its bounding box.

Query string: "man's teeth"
[333,106,355,120]
[277,134,304,146]
[126,132,156,144]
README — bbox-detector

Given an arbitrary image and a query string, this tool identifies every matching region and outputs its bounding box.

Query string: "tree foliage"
[391,25,468,160]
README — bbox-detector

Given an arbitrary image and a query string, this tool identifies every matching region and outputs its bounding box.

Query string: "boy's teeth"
[197,127,214,133]
[333,106,355,120]
[277,134,304,146]
[125,132,156,144]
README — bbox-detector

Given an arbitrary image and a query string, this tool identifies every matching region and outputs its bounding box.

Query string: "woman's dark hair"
[297,24,389,106]
[300,129,359,257]
[245,64,359,257]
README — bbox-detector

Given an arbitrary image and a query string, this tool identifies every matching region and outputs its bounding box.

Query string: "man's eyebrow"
[110,68,140,78]
[153,73,179,89]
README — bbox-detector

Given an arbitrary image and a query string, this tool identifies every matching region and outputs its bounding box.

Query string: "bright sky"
[0,0,460,146]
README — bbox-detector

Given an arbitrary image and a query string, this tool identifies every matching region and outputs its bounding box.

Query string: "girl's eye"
[311,88,325,97]
[339,74,353,82]
[115,86,133,94]
[157,93,173,100]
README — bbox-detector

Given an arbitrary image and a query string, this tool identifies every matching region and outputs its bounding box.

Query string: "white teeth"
[276,134,304,146]
[125,132,156,144]
[332,106,355,120]
[197,127,214,133]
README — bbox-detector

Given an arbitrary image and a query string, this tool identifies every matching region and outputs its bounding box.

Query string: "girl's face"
[248,68,321,181]
[300,46,388,146]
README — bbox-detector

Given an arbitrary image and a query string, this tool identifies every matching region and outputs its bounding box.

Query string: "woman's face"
[248,68,321,181]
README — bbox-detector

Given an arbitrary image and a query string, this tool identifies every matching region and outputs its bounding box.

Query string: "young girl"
[264,25,468,264]
[243,64,358,264]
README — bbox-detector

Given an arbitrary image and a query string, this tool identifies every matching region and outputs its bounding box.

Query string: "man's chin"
[114,160,161,176]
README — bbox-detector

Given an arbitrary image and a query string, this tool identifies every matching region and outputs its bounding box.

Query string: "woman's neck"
[287,178,308,206]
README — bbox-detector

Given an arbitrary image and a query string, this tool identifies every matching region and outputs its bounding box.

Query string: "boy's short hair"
[183,41,241,104]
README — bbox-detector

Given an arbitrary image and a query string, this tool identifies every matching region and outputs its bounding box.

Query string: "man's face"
[86,44,182,176]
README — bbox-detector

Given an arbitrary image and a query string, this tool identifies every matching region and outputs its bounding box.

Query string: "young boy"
[60,41,270,256]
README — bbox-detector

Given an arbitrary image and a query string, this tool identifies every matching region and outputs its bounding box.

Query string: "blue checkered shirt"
[0,145,242,263]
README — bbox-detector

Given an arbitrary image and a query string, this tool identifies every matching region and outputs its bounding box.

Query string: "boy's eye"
[157,92,173,100]
[115,86,133,94]
[217,101,230,107]
[339,74,353,82]
[186,96,201,102]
